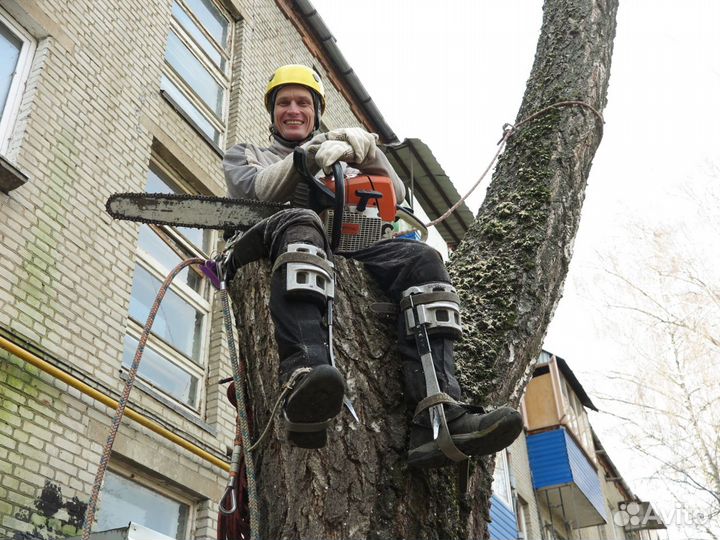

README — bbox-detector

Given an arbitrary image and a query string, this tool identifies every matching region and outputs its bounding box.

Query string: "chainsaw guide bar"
[106,192,286,230]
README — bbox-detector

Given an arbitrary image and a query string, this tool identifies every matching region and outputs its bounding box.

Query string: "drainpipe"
[0,335,230,472]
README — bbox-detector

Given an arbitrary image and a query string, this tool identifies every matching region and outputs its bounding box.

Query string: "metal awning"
[384,138,475,249]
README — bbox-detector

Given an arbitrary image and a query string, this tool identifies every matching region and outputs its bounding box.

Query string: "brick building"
[0,1,472,538]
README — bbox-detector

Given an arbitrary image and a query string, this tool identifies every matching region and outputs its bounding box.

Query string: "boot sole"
[407,410,522,468]
[284,365,345,449]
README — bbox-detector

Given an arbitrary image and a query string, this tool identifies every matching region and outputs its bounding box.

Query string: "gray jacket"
[224,134,406,203]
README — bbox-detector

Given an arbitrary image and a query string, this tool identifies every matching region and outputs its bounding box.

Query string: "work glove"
[326,127,378,164]
[314,140,354,174]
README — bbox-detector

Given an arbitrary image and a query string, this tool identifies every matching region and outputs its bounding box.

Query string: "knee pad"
[400,282,462,339]
[272,243,334,303]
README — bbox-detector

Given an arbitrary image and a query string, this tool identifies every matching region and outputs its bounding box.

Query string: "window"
[491,450,512,507]
[537,350,552,366]
[124,160,213,410]
[516,496,530,539]
[0,8,35,154]
[561,379,593,453]
[95,469,192,539]
[161,0,232,146]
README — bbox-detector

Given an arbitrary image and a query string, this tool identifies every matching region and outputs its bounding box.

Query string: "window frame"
[97,463,195,540]
[516,496,530,540]
[0,7,35,155]
[561,378,593,454]
[162,0,233,147]
[124,157,215,413]
[491,450,513,507]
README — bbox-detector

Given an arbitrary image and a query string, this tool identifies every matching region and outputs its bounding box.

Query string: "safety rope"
[424,100,604,230]
[250,367,311,451]
[81,257,204,540]
[217,283,314,539]
[219,286,260,540]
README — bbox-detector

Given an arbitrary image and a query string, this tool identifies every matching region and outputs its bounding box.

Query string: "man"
[223,64,522,468]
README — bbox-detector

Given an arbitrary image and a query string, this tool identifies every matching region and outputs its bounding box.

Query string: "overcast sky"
[311,0,720,536]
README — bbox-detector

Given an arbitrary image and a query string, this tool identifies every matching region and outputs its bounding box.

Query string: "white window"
[516,496,530,539]
[0,8,35,154]
[491,450,512,507]
[161,0,232,146]
[95,468,192,539]
[124,159,214,410]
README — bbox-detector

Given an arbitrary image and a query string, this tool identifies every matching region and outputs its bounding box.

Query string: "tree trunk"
[228,0,618,538]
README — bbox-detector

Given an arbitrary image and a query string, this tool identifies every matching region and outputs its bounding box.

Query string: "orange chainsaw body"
[320,174,398,251]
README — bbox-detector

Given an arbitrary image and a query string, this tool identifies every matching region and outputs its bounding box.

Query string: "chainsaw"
[106,148,427,251]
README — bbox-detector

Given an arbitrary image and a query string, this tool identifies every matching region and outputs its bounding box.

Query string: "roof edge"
[278,0,399,144]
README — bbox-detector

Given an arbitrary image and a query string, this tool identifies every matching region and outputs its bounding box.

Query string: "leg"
[345,239,461,405]
[347,239,522,467]
[226,209,344,448]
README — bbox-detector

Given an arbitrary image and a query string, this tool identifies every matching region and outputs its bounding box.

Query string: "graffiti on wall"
[7,480,86,540]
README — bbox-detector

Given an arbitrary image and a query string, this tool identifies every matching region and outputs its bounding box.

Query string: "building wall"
[508,432,543,540]
[593,463,631,540]
[489,494,518,540]
[0,0,367,538]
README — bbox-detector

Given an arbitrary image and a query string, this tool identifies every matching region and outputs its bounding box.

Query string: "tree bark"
[228,0,618,538]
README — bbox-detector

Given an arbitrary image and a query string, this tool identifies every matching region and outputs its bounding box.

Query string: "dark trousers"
[227,208,462,405]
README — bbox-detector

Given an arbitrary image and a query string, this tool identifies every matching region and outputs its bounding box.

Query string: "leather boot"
[402,336,522,468]
[283,365,345,448]
[407,404,523,468]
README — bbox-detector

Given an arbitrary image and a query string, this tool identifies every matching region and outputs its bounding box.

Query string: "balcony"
[527,427,607,528]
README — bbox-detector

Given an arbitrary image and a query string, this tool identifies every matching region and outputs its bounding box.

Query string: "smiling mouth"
[285,120,304,126]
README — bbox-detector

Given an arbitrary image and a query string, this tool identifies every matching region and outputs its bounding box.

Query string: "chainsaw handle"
[355,190,383,212]
[330,161,344,252]
[292,147,344,251]
[394,205,429,242]
[292,147,335,201]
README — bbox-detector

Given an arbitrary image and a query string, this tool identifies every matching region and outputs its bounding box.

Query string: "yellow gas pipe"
[0,334,230,472]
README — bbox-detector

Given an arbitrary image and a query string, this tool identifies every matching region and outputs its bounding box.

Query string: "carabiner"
[218,476,237,515]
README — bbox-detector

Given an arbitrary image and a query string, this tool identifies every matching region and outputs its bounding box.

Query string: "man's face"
[273,85,315,141]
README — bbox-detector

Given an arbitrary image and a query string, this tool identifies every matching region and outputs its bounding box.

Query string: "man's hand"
[314,140,354,174]
[326,128,378,164]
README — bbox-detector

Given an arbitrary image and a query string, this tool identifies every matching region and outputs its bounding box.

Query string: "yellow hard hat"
[264,64,326,113]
